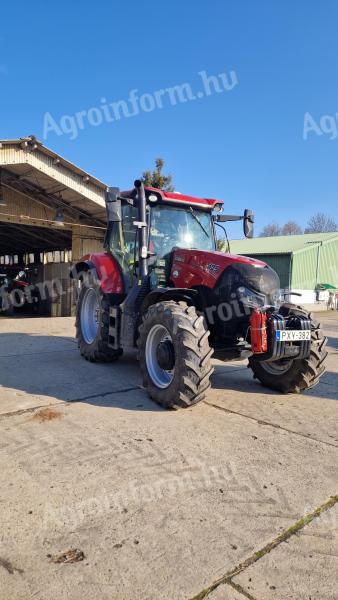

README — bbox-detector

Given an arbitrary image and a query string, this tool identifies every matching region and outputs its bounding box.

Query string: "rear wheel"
[138,301,213,409]
[248,303,328,393]
[76,284,122,362]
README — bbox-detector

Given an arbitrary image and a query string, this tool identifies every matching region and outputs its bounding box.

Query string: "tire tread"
[138,301,213,409]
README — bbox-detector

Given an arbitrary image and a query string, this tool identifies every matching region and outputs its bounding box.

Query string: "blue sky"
[1,0,338,238]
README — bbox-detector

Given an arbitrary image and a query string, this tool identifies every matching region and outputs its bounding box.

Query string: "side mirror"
[104,187,122,250]
[106,187,122,222]
[244,209,254,238]
[214,210,255,239]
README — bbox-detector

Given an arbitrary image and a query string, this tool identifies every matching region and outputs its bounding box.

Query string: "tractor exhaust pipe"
[134,180,148,279]
[117,180,149,349]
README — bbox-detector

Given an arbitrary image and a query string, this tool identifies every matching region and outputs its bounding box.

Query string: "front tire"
[249,303,328,393]
[76,284,122,362]
[138,301,214,409]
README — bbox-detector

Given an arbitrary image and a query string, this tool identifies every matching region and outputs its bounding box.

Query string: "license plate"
[276,330,311,342]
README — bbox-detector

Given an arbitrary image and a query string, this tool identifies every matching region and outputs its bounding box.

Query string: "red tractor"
[72,181,327,409]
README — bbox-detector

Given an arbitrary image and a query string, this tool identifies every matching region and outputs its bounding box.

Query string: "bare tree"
[259,223,282,237]
[281,221,303,236]
[305,213,337,233]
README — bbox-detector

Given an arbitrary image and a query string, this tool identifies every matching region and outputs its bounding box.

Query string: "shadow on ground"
[327,336,338,351]
[212,362,338,402]
[0,332,337,411]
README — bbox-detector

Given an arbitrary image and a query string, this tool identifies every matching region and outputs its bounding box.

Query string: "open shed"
[0,136,108,316]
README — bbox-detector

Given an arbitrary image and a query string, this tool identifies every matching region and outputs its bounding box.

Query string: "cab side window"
[109,204,138,284]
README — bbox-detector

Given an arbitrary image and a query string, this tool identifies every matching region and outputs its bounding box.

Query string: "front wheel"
[76,284,122,362]
[138,301,214,409]
[248,304,328,393]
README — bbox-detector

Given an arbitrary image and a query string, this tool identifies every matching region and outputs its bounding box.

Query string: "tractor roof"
[121,186,223,211]
[147,187,223,210]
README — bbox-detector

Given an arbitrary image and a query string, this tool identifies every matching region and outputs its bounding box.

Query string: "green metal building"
[230,232,338,305]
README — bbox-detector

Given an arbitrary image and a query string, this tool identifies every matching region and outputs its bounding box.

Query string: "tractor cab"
[104,184,253,292]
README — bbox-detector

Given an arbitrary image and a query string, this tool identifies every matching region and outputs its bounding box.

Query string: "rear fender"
[70,253,124,294]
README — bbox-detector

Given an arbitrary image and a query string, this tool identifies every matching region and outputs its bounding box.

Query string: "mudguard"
[140,287,198,314]
[71,253,124,295]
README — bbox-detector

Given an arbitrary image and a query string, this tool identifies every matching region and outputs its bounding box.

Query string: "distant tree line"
[260,213,337,237]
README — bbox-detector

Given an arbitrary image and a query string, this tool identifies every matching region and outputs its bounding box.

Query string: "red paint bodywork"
[122,186,223,210]
[170,249,267,290]
[80,248,267,295]
[80,253,124,294]
[156,189,223,210]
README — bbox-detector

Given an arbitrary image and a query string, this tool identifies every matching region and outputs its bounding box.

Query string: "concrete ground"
[0,312,337,600]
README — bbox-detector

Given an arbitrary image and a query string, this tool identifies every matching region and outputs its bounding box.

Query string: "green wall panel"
[318,239,338,287]
[246,254,291,289]
[291,245,318,289]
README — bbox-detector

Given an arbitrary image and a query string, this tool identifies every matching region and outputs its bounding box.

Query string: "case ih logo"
[207,263,221,275]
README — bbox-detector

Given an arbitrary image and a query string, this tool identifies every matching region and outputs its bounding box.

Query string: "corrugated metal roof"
[230,232,338,255]
[0,137,108,190]
[0,136,108,224]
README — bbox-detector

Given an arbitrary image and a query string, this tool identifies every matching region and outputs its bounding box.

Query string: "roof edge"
[0,136,109,191]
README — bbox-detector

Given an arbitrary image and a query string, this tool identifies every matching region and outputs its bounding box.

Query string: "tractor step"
[108,306,121,350]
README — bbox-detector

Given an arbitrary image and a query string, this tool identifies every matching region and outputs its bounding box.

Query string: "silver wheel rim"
[261,359,293,375]
[81,288,100,344]
[145,324,174,389]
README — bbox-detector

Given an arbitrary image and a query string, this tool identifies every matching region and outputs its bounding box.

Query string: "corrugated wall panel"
[71,226,104,261]
[0,184,95,231]
[1,185,58,222]
[292,245,318,289]
[319,238,338,286]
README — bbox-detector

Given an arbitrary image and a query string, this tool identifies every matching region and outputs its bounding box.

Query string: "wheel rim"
[145,324,175,389]
[261,359,294,375]
[80,288,100,344]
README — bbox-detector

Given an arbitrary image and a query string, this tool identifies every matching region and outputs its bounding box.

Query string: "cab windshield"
[109,203,216,284]
[149,205,215,258]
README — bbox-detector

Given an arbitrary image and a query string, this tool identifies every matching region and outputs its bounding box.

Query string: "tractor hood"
[171,248,266,287]
[170,248,280,306]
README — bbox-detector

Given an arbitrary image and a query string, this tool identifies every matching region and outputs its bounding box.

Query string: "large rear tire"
[248,303,328,393]
[76,284,122,362]
[138,301,213,409]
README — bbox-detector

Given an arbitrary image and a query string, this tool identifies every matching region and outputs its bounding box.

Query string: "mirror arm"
[214,214,242,222]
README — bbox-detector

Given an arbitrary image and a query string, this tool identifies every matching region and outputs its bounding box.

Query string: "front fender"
[71,253,124,294]
[140,287,198,314]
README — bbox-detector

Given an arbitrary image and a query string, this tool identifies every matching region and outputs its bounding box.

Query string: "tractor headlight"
[237,286,266,308]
